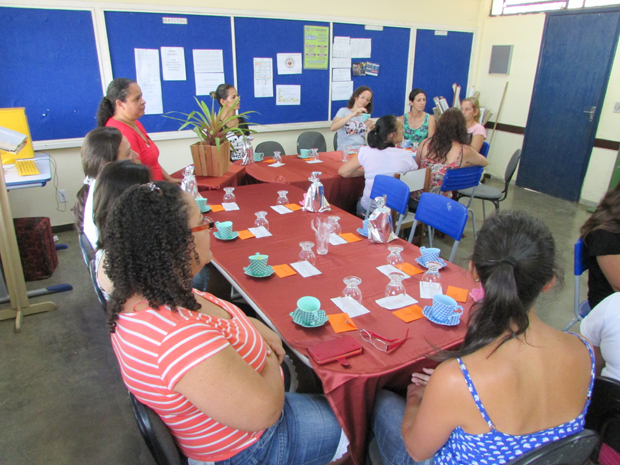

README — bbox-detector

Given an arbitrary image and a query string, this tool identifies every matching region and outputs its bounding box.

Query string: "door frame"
[518,6,620,201]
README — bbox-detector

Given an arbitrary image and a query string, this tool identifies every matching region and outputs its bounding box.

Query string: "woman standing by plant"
[399,89,435,147]
[211,84,251,161]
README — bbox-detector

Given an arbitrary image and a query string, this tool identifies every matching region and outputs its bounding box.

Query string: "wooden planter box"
[190,140,230,177]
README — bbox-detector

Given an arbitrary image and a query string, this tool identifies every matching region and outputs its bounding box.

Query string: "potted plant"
[165,97,256,176]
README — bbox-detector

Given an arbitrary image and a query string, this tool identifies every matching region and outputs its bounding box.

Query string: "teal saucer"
[289,309,328,327]
[214,231,239,241]
[243,265,275,278]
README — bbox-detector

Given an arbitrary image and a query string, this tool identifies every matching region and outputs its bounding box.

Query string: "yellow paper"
[0,108,34,163]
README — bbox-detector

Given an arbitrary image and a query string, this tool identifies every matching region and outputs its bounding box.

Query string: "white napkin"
[248,226,272,238]
[290,261,322,277]
[376,265,411,279]
[329,233,348,245]
[305,159,324,164]
[222,202,239,211]
[270,205,293,214]
[330,296,370,317]
[419,282,443,299]
[268,162,285,167]
[375,294,418,311]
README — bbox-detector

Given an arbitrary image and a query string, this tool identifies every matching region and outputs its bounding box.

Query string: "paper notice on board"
[195,72,225,95]
[253,58,274,98]
[277,53,302,75]
[332,57,351,69]
[135,48,163,114]
[193,49,224,73]
[276,85,301,105]
[332,68,351,82]
[304,25,329,69]
[331,81,353,101]
[333,36,351,58]
[161,47,186,81]
[350,38,372,58]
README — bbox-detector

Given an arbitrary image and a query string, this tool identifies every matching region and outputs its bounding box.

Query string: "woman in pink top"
[97,78,178,183]
[461,97,487,152]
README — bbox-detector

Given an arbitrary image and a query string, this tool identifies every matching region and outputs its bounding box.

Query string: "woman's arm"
[427,115,436,139]
[416,139,430,166]
[593,346,605,377]
[470,134,485,153]
[331,107,366,131]
[338,156,364,178]
[462,146,489,168]
[596,255,620,292]
[248,317,286,363]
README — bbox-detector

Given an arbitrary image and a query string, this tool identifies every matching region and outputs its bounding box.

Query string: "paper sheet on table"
[393,305,425,323]
[329,233,348,245]
[248,226,272,238]
[253,57,273,98]
[375,294,418,311]
[332,36,351,58]
[209,205,224,212]
[290,261,322,277]
[395,262,424,276]
[277,53,302,75]
[330,297,370,317]
[273,264,297,278]
[161,47,186,81]
[195,72,225,96]
[328,313,358,333]
[350,38,372,58]
[268,162,285,167]
[305,159,324,164]
[237,230,255,240]
[135,49,163,114]
[193,49,224,73]
[377,265,411,280]
[332,57,352,69]
[339,233,362,243]
[331,81,354,101]
[270,205,293,214]
[276,85,301,105]
[222,202,239,211]
[420,282,443,299]
[332,68,351,82]
[285,203,302,211]
[446,286,469,303]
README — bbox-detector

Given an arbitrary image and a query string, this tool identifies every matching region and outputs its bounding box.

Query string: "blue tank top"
[434,334,595,465]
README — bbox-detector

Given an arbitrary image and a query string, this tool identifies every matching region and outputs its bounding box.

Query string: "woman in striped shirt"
[102,181,348,465]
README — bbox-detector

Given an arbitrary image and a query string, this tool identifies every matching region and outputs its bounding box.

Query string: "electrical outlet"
[614,102,620,114]
[57,189,67,203]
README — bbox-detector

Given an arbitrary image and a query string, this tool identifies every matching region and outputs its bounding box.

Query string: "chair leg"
[448,240,460,263]
[482,201,486,220]
[468,208,477,243]
[428,226,434,247]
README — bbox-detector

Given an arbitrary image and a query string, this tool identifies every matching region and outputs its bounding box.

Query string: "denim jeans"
[189,393,346,465]
[372,389,434,465]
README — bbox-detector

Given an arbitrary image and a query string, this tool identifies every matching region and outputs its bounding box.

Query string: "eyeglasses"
[359,328,409,353]
[191,216,214,233]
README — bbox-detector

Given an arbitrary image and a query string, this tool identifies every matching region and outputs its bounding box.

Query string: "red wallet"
[307,336,363,368]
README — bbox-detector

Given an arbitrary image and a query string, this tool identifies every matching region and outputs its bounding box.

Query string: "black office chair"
[297,131,326,153]
[255,141,286,158]
[88,259,107,313]
[128,392,188,465]
[507,429,599,464]
[585,376,620,459]
[78,231,96,267]
[333,132,338,151]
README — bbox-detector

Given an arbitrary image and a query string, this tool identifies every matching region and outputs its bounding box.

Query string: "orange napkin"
[339,233,362,243]
[285,203,302,211]
[446,286,469,303]
[263,158,275,163]
[327,313,358,333]
[209,205,225,212]
[395,262,424,276]
[237,230,255,240]
[272,264,297,278]
[393,305,425,323]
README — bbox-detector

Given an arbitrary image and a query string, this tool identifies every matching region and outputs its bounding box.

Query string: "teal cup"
[361,113,370,122]
[195,197,208,212]
[254,152,264,162]
[295,296,326,326]
[215,221,234,239]
[248,252,269,275]
[300,149,311,158]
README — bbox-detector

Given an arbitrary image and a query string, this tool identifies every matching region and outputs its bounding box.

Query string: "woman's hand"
[407,382,427,402]
[365,119,375,131]
[411,368,435,386]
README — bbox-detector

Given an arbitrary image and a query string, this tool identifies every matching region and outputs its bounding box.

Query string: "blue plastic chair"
[407,193,469,263]
[563,238,592,331]
[364,175,411,236]
[480,141,490,158]
[440,165,484,242]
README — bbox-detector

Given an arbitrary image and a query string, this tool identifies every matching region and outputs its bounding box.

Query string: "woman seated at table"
[581,292,620,382]
[338,115,417,217]
[580,182,620,308]
[399,89,435,147]
[372,210,595,465]
[97,78,179,183]
[461,97,486,153]
[411,108,488,207]
[103,181,348,465]
[74,126,139,251]
[331,86,375,151]
[211,83,251,161]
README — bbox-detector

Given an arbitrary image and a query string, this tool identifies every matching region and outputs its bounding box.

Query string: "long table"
[171,163,247,191]
[205,183,474,465]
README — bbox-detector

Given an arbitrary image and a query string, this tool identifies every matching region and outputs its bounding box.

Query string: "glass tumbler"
[342,276,363,314]
[385,273,406,305]
[223,187,236,203]
[327,216,342,236]
[254,211,269,231]
[277,190,289,205]
[421,262,443,297]
[387,246,404,266]
[311,148,319,162]
[273,151,282,164]
[299,241,316,265]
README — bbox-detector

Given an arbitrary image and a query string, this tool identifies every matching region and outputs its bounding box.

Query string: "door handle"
[584,106,596,122]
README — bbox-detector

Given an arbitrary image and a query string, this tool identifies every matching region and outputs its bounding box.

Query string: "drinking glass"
[385,273,406,305]
[421,262,442,297]
[298,241,316,265]
[276,190,289,205]
[273,151,282,164]
[387,246,404,266]
[327,216,342,236]
[312,218,333,255]
[223,187,236,203]
[311,148,319,162]
[342,276,363,314]
[342,145,350,162]
[254,211,269,231]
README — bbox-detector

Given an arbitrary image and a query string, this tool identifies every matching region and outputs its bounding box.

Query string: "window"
[491,0,620,15]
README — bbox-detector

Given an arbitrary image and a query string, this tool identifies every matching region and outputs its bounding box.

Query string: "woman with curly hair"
[580,182,620,308]
[103,182,348,465]
[331,85,376,151]
[411,108,488,204]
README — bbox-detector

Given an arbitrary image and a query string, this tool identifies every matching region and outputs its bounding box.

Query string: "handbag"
[307,336,363,368]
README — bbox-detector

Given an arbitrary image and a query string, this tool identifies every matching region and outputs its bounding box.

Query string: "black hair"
[210,83,235,108]
[408,88,426,103]
[74,127,123,232]
[103,181,200,332]
[450,210,563,359]
[426,108,469,163]
[96,78,136,127]
[93,160,151,250]
[367,115,399,150]
[346,86,373,114]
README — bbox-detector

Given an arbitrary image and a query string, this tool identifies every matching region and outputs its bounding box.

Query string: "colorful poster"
[304,25,329,70]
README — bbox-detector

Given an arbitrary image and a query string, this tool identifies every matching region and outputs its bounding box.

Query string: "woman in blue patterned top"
[372,210,595,465]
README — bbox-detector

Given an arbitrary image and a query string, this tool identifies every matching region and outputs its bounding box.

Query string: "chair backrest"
[255,141,285,158]
[333,132,338,151]
[415,193,469,241]
[88,259,107,313]
[502,149,522,191]
[507,429,599,465]
[585,376,620,455]
[400,167,430,193]
[297,131,327,153]
[575,237,589,277]
[78,231,95,267]
[480,141,490,157]
[368,175,410,215]
[128,392,187,465]
[440,165,484,192]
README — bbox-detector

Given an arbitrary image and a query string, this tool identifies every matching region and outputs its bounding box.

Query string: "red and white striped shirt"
[110,291,267,461]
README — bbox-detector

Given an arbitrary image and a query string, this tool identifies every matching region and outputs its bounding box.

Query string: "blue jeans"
[189,393,345,465]
[372,390,434,465]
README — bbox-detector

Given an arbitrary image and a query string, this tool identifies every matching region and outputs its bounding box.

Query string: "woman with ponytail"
[372,211,596,465]
[338,115,417,216]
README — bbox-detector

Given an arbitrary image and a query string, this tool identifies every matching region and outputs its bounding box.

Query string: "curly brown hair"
[426,108,470,164]
[103,181,200,332]
[580,182,620,243]
[346,86,373,114]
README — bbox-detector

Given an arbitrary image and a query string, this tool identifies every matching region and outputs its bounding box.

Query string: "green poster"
[304,26,329,70]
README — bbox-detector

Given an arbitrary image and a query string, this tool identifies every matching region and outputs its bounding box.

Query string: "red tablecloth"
[171,164,247,192]
[205,183,474,465]
[242,151,365,215]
